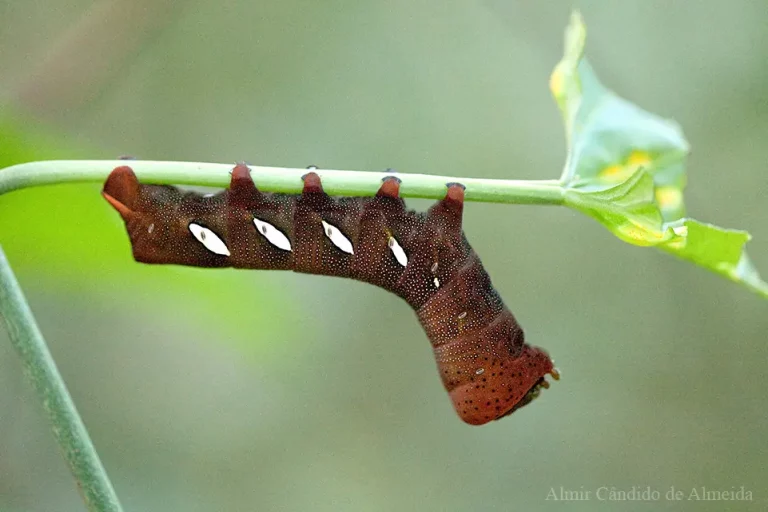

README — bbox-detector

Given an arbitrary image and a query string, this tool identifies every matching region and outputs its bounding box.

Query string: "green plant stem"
[0,246,123,512]
[0,159,565,205]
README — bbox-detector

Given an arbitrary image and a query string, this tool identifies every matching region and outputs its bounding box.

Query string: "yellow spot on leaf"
[627,150,651,168]
[629,219,664,239]
[599,165,633,183]
[549,66,565,98]
[625,227,644,241]
[655,186,682,210]
[599,150,654,183]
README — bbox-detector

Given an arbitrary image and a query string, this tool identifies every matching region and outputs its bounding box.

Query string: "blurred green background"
[1,1,767,511]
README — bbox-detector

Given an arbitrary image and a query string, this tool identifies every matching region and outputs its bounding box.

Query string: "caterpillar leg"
[228,163,257,197]
[301,171,324,194]
[377,175,401,199]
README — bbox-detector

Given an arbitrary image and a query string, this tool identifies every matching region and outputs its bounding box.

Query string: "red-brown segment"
[102,165,556,425]
[350,178,411,290]
[395,184,467,309]
[226,165,295,270]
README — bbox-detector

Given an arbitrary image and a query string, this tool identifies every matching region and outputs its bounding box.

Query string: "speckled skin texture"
[103,165,555,425]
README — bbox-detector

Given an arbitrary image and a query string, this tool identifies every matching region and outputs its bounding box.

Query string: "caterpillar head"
[434,313,558,426]
[446,343,557,426]
[495,345,558,419]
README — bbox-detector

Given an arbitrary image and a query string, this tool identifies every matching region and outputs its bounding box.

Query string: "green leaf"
[551,12,689,222]
[564,169,677,247]
[661,221,768,299]
[552,11,768,299]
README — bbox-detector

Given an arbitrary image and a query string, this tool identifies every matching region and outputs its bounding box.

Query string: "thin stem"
[0,160,565,205]
[0,247,123,512]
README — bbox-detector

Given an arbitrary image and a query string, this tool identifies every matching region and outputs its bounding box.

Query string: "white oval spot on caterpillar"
[475,368,485,375]
[253,217,292,251]
[431,261,438,273]
[387,236,408,267]
[433,277,440,288]
[188,223,230,256]
[203,193,216,198]
[147,223,155,234]
[458,311,467,319]
[321,220,354,254]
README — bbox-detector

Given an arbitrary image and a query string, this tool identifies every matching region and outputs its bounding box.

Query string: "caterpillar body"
[103,164,557,425]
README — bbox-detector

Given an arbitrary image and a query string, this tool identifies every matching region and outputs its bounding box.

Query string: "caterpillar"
[102,164,558,425]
